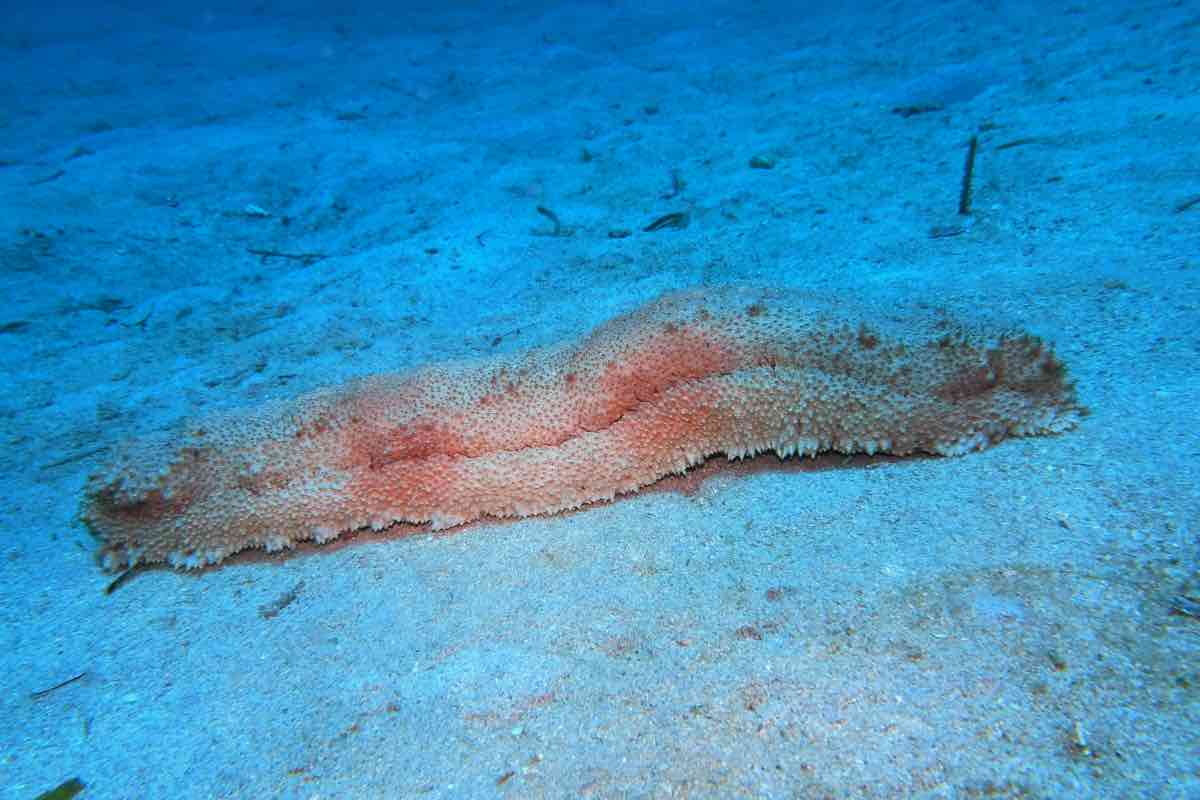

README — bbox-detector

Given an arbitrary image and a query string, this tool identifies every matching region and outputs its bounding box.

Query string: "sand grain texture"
[83,285,1081,570]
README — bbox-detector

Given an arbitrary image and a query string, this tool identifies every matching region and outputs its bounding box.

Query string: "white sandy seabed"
[0,1,1197,798]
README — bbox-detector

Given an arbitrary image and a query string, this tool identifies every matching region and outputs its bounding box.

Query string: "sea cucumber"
[82,285,1081,570]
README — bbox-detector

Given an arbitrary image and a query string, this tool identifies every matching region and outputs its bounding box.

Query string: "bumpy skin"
[82,286,1082,570]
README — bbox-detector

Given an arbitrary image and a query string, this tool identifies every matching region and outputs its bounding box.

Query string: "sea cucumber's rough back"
[82,286,1082,571]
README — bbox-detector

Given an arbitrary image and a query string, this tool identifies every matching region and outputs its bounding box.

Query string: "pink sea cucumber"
[83,285,1081,570]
